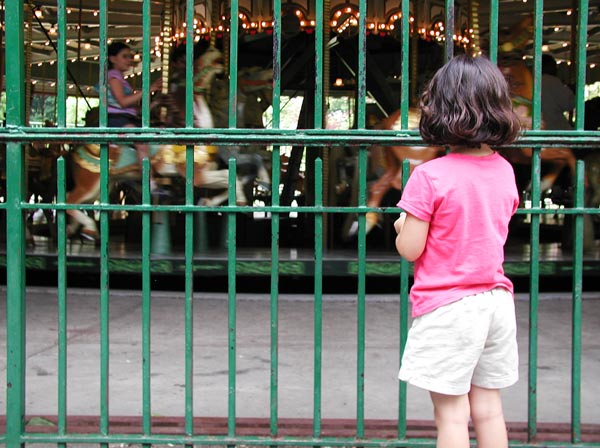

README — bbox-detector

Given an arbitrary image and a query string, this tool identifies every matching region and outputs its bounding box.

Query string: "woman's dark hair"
[419,54,521,148]
[107,41,131,69]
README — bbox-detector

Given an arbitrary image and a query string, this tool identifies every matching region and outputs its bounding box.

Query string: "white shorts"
[399,287,518,396]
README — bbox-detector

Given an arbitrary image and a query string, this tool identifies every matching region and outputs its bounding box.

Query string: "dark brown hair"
[107,41,131,69]
[419,54,521,148]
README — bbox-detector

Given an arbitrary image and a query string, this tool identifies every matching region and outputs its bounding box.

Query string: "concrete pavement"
[0,287,599,425]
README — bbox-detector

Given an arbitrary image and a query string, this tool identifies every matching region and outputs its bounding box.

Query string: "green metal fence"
[2,0,600,447]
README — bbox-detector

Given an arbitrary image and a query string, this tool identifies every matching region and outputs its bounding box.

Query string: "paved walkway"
[0,287,599,425]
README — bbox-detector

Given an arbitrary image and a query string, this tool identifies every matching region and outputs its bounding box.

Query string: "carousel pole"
[75,0,83,126]
[469,0,481,56]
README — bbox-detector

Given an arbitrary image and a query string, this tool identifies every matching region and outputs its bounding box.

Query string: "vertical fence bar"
[270,0,282,439]
[531,0,543,131]
[227,159,238,441]
[488,0,499,64]
[141,159,152,443]
[573,0,588,132]
[99,0,108,128]
[444,0,454,62]
[141,0,151,127]
[400,0,410,128]
[313,158,323,438]
[56,0,68,444]
[56,157,68,445]
[398,160,411,440]
[184,146,195,439]
[314,0,324,130]
[355,0,367,439]
[55,0,68,439]
[185,0,194,128]
[99,0,111,429]
[571,0,588,440]
[313,1,325,440]
[185,0,196,441]
[5,1,26,448]
[571,160,585,443]
[56,0,67,126]
[527,0,544,440]
[228,0,239,128]
[99,145,110,443]
[528,147,541,441]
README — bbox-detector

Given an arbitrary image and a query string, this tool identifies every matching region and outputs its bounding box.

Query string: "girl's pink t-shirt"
[397,151,519,318]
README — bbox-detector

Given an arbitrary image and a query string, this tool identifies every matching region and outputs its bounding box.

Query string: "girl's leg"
[430,392,471,448]
[468,385,508,448]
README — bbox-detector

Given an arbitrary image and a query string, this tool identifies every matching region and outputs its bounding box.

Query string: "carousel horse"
[207,65,273,195]
[347,109,444,237]
[173,48,272,201]
[66,47,247,241]
[497,58,577,192]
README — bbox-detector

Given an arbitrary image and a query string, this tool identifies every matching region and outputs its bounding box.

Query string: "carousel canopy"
[6,0,600,94]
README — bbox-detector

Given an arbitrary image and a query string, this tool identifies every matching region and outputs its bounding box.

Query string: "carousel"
[1,0,600,284]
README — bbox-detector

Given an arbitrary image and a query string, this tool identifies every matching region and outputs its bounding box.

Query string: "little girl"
[394,55,522,448]
[107,42,161,180]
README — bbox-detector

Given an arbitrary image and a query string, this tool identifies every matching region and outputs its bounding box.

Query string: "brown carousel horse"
[347,109,445,237]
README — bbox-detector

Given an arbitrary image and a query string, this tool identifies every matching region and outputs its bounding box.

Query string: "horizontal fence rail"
[2,0,600,447]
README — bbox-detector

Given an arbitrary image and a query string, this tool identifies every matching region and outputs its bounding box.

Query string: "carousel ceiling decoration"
[5,0,600,92]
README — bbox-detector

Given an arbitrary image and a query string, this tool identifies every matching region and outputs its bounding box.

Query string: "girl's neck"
[449,144,494,157]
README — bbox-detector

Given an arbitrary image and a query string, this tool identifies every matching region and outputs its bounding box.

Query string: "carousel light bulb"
[592,64,597,69]
[542,44,549,52]
[566,9,572,15]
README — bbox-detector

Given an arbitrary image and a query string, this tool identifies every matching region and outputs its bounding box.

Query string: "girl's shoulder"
[108,69,124,80]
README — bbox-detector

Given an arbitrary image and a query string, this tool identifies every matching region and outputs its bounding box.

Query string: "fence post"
[5,1,27,447]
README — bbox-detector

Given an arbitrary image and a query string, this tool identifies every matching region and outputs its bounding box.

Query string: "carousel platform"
[1,228,599,293]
